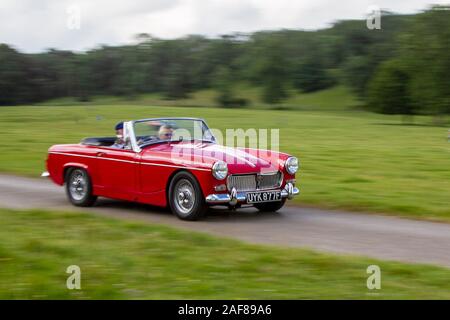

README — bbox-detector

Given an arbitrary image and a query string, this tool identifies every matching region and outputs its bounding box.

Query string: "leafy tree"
[0,7,447,112]
[341,55,375,97]
[163,63,189,100]
[368,59,413,118]
[258,38,289,104]
[398,5,450,117]
[0,44,34,105]
[213,66,248,107]
[293,58,333,93]
[214,66,235,107]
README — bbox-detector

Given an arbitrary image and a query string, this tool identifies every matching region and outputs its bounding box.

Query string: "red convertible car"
[43,118,299,220]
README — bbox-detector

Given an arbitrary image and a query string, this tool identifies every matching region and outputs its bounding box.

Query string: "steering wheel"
[138,135,157,145]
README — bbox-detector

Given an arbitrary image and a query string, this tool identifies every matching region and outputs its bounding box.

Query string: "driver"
[111,122,126,149]
[158,125,173,141]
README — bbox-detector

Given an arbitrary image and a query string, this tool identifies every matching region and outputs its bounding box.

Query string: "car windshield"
[133,118,215,147]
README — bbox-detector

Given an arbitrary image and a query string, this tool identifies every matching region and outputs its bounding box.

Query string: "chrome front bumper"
[205,183,300,205]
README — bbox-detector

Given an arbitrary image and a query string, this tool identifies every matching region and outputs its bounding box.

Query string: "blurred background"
[0,1,449,299]
[0,2,448,119]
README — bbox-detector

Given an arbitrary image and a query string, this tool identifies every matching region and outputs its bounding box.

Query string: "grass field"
[0,208,449,299]
[0,102,449,221]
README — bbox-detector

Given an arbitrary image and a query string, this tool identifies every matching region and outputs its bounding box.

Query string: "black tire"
[168,171,207,221]
[254,199,286,212]
[65,168,97,207]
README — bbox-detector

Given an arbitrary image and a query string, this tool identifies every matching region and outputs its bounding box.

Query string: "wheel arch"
[63,163,90,183]
[165,169,205,206]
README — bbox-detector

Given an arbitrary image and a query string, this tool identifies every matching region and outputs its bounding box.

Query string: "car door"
[139,144,174,194]
[137,144,180,206]
[95,147,139,201]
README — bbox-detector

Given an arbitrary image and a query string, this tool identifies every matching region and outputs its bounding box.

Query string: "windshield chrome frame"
[124,118,215,153]
[123,121,142,153]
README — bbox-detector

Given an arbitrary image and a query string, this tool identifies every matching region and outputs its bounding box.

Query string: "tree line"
[0,5,448,116]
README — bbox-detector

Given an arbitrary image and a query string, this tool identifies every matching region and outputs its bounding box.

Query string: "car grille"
[227,172,282,192]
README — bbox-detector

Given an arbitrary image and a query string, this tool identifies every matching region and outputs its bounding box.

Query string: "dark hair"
[115,122,124,130]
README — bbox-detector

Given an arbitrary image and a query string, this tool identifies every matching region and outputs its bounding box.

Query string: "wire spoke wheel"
[65,168,97,207]
[69,169,87,201]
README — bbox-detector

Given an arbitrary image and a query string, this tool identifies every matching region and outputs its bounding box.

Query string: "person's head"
[115,122,124,139]
[158,125,173,140]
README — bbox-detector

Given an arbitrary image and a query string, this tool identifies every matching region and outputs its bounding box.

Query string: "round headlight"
[212,161,228,180]
[285,157,299,175]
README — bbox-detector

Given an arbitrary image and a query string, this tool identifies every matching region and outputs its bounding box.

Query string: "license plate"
[246,191,282,203]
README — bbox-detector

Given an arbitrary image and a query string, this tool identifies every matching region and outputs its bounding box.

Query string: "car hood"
[146,141,284,174]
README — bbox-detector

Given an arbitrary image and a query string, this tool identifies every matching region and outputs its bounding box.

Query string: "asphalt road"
[1,173,449,268]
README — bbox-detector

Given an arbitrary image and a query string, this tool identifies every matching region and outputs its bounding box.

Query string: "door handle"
[97,152,105,157]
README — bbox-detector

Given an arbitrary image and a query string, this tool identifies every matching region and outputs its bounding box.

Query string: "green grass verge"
[0,103,449,221]
[0,208,449,299]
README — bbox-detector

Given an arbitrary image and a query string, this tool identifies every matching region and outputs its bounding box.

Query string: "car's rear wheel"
[168,171,207,221]
[254,199,286,212]
[65,168,97,207]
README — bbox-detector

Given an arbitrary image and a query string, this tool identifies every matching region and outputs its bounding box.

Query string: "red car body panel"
[46,140,295,208]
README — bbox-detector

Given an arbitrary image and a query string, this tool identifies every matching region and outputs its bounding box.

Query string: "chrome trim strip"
[48,152,211,171]
[205,193,231,203]
[140,162,210,171]
[41,171,50,177]
[134,117,207,122]
[49,151,133,163]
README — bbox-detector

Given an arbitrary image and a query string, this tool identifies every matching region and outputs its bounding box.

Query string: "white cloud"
[0,0,446,52]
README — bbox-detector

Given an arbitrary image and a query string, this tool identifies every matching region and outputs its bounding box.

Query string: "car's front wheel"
[65,168,97,207]
[168,171,207,221]
[254,199,286,212]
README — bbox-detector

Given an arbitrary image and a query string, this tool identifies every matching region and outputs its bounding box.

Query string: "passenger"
[158,125,173,141]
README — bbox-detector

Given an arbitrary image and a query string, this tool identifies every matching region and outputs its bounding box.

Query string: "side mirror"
[204,130,216,142]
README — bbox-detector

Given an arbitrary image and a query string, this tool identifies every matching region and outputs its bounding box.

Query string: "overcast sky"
[0,0,446,53]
